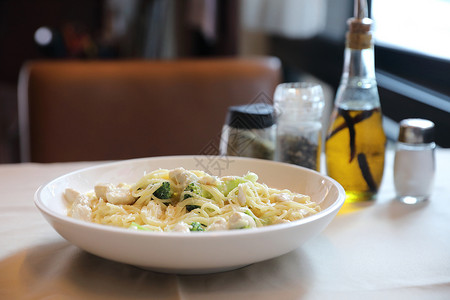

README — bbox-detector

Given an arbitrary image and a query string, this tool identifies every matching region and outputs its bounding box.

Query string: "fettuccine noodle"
[64,168,321,232]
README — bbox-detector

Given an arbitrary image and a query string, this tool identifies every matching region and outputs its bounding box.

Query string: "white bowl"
[35,155,345,274]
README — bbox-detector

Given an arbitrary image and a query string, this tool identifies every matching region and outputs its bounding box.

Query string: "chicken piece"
[207,218,228,231]
[64,188,92,221]
[94,183,114,200]
[106,189,136,205]
[94,183,136,205]
[64,188,92,205]
[237,184,247,206]
[270,193,293,202]
[173,222,191,233]
[228,212,256,229]
[293,194,309,203]
[64,188,83,204]
[198,174,220,186]
[169,168,198,188]
[71,203,92,222]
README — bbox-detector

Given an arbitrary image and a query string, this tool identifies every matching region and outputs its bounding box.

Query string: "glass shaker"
[274,82,325,171]
[220,103,276,160]
[394,118,436,204]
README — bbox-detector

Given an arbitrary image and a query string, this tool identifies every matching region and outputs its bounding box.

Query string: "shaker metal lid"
[398,118,435,144]
[226,103,275,129]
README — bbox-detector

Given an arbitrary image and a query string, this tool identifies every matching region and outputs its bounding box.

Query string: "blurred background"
[0,0,449,163]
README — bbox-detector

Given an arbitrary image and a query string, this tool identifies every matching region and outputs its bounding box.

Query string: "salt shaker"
[274,82,325,171]
[394,118,436,204]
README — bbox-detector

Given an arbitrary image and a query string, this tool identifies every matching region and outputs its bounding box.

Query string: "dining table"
[1,147,449,300]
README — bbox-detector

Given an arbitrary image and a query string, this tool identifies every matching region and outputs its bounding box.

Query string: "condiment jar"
[220,103,276,160]
[274,82,325,171]
[394,118,436,204]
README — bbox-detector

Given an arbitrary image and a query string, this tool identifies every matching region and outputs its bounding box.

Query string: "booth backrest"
[18,57,281,162]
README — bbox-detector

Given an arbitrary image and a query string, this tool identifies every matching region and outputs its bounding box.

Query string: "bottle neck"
[334,33,380,110]
[341,45,376,84]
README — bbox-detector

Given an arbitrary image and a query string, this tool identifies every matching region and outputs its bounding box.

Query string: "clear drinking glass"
[274,82,325,171]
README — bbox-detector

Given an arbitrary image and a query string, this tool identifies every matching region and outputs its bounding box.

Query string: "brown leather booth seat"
[18,57,281,163]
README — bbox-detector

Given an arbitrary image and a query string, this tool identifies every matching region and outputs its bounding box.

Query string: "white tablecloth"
[1,150,449,300]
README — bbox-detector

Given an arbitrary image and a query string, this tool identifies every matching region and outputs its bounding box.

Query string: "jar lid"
[226,103,275,129]
[273,82,324,120]
[398,118,435,144]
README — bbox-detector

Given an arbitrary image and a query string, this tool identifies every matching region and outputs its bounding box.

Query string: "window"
[372,0,450,61]
[268,0,450,146]
[371,0,450,146]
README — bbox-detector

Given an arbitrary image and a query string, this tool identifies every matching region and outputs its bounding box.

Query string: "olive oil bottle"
[325,0,386,202]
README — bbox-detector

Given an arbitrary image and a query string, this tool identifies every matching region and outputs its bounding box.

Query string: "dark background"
[0,0,448,163]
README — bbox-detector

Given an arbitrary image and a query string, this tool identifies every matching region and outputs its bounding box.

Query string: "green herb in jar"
[277,134,319,170]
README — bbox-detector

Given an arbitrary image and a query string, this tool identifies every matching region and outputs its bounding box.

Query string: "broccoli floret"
[190,222,205,231]
[243,209,270,226]
[221,179,243,196]
[220,172,258,196]
[183,182,202,199]
[153,181,172,199]
[243,172,258,183]
[182,183,203,211]
[129,222,150,231]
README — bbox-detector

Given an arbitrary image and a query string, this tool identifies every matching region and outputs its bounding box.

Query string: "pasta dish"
[64,168,321,232]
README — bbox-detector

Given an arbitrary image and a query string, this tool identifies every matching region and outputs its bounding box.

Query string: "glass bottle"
[394,119,435,204]
[325,0,386,202]
[274,82,325,171]
[220,103,276,160]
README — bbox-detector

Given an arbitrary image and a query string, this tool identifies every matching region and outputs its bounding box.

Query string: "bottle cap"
[346,0,373,49]
[226,103,275,129]
[398,118,435,144]
[347,17,372,33]
[273,82,324,120]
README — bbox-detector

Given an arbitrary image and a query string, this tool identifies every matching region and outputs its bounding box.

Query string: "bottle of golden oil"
[325,0,386,202]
